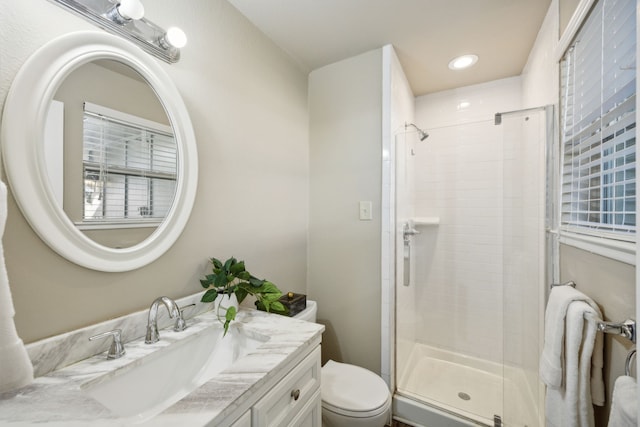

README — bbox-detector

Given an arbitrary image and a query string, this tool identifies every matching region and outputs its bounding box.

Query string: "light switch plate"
[359,201,373,220]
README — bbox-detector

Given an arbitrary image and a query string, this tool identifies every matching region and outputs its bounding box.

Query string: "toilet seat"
[321,360,391,418]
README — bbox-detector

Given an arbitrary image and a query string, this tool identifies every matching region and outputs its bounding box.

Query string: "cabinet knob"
[291,389,300,401]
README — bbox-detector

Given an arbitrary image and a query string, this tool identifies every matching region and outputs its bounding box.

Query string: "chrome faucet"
[145,296,180,344]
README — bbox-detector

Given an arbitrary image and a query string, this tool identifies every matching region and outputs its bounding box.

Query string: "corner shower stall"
[393,106,553,427]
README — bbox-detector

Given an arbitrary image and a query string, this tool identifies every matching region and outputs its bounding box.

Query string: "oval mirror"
[1,31,198,272]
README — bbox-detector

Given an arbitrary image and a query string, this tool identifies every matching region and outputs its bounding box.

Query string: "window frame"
[556,0,637,265]
[78,102,177,230]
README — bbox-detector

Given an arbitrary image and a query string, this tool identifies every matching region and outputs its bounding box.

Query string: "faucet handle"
[89,329,126,359]
[174,303,196,332]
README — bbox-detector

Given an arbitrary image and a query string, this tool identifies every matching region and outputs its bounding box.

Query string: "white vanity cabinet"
[224,345,322,427]
[252,346,321,426]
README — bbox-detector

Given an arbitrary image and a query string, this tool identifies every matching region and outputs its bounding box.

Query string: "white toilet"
[294,301,392,427]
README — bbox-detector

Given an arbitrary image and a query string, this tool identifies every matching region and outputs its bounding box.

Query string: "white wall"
[308,48,383,373]
[0,0,309,343]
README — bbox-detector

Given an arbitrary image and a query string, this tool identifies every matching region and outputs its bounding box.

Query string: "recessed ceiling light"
[448,54,478,70]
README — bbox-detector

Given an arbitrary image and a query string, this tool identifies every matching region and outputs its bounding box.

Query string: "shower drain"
[457,392,471,401]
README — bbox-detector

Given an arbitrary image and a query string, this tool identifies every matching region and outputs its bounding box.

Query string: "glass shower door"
[500,106,550,427]
[395,119,508,426]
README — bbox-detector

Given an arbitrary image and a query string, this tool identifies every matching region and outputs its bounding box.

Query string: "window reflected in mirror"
[81,102,177,225]
[48,59,176,249]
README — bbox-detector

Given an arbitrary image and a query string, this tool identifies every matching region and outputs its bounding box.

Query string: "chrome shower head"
[405,122,429,141]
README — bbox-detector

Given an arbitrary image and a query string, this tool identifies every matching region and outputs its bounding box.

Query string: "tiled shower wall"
[411,77,523,362]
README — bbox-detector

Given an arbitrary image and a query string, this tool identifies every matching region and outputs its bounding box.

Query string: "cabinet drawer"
[252,346,321,427]
[287,389,321,427]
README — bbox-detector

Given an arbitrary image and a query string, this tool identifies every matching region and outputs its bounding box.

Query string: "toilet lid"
[321,360,390,416]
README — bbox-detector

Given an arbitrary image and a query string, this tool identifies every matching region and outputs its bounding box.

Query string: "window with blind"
[560,0,636,248]
[82,102,177,227]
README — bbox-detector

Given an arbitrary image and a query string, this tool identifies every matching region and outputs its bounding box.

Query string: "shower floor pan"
[396,344,538,426]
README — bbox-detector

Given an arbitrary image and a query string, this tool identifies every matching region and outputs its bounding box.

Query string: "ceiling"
[226,0,552,96]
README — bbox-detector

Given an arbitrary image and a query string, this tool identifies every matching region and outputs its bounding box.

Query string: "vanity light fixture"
[448,54,479,70]
[49,0,187,63]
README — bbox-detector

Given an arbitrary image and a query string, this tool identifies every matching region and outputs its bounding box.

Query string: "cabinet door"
[287,389,321,427]
[252,346,321,427]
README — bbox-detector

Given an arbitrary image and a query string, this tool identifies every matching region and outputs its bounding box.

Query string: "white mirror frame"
[1,31,198,272]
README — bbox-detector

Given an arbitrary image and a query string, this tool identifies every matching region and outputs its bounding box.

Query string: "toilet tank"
[293,300,317,323]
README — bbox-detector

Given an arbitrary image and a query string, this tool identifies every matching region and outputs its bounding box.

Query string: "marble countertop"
[0,307,324,426]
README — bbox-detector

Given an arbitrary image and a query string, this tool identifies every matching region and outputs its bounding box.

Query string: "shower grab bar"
[625,348,636,376]
[550,280,576,288]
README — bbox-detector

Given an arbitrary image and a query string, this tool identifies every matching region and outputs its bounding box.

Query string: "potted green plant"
[200,256,286,335]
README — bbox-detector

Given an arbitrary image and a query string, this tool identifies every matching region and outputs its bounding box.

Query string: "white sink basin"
[82,324,266,424]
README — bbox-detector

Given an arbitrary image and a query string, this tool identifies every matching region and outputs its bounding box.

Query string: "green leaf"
[248,277,264,287]
[224,257,236,272]
[201,289,219,303]
[230,261,246,275]
[235,287,249,304]
[238,271,251,281]
[261,293,282,302]
[211,257,223,269]
[222,306,237,337]
[271,301,287,312]
[199,278,212,288]
[261,281,280,294]
[214,272,228,287]
[225,305,237,322]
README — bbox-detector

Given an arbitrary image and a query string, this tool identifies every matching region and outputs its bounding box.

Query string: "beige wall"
[559,0,582,35]
[0,0,309,343]
[560,245,636,426]
[308,49,383,373]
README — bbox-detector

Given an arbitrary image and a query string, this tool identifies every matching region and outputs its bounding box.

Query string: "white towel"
[540,285,601,388]
[608,376,637,427]
[0,181,33,392]
[545,301,604,427]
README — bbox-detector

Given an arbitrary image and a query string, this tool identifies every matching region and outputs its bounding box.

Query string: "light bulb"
[118,0,145,20]
[165,27,187,48]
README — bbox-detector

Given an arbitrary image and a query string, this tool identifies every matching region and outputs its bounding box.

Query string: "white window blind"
[82,103,177,225]
[560,0,636,242]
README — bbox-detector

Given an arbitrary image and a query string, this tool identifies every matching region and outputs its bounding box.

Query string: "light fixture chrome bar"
[48,0,181,63]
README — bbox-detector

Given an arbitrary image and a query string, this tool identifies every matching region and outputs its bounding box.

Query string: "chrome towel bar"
[595,317,636,344]
[551,281,636,343]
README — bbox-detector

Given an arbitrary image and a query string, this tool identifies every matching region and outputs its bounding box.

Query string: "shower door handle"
[403,222,419,286]
[403,239,411,286]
